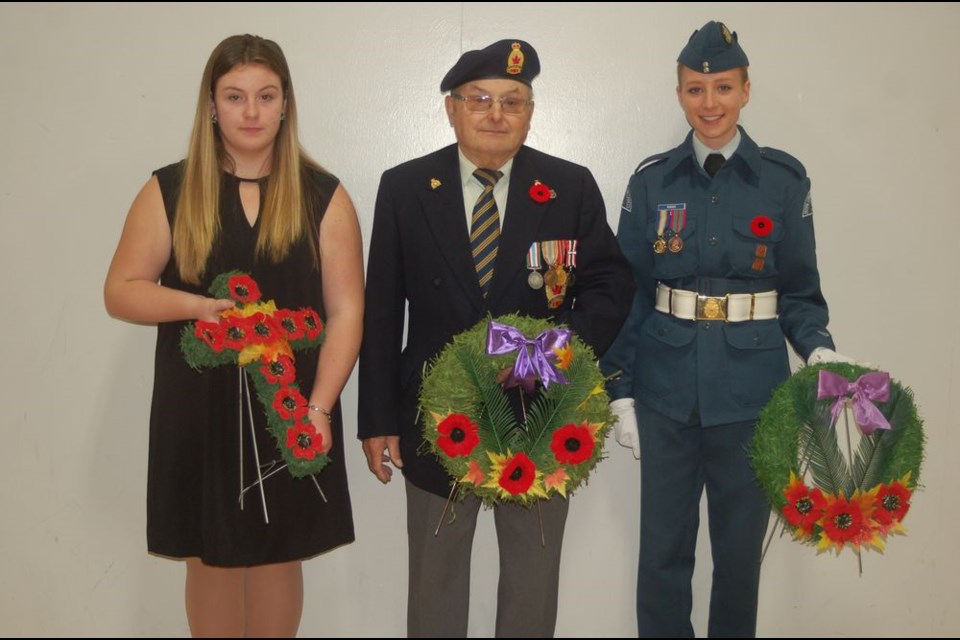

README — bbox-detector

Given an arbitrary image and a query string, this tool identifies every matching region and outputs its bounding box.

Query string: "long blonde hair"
[174,34,321,284]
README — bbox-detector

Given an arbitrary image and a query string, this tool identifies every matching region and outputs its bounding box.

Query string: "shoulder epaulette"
[759,147,806,179]
[633,151,671,175]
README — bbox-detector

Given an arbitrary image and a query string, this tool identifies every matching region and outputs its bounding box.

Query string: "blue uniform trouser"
[635,402,769,638]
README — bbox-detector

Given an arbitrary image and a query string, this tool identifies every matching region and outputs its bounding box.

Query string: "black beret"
[440,39,540,92]
[677,21,749,74]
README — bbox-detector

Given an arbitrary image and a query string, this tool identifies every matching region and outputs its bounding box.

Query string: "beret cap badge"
[506,42,525,75]
[720,22,733,44]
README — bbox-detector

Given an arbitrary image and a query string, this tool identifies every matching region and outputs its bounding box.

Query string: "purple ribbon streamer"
[816,370,892,436]
[486,321,572,394]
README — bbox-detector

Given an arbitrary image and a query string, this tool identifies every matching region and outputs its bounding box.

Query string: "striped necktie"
[470,168,503,297]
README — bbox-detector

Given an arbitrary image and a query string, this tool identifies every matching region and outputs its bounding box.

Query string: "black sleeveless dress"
[146,162,355,566]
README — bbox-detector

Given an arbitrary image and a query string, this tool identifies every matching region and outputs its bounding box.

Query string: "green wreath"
[750,362,924,554]
[419,314,613,506]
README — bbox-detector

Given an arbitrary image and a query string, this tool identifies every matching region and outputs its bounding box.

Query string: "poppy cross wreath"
[179,271,328,478]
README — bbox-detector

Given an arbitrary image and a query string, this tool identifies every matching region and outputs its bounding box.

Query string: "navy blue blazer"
[359,144,633,496]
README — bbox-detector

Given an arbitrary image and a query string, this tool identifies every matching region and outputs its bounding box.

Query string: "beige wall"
[1,2,957,636]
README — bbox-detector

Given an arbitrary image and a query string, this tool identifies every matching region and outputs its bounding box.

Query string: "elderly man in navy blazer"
[358,39,633,638]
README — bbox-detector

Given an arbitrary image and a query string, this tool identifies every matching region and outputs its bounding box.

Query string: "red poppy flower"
[286,422,324,460]
[260,354,297,386]
[750,215,774,237]
[499,452,536,495]
[782,476,827,535]
[873,481,911,525]
[222,316,254,350]
[529,181,552,203]
[194,321,225,352]
[246,311,280,344]
[273,386,307,420]
[820,495,866,544]
[436,413,480,457]
[274,309,304,341]
[228,274,261,303]
[550,424,595,465]
[299,308,323,340]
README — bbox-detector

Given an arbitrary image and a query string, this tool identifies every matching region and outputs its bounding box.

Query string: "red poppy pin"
[529,179,556,203]
[751,215,774,237]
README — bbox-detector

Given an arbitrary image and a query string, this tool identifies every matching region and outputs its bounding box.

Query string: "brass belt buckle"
[696,294,728,321]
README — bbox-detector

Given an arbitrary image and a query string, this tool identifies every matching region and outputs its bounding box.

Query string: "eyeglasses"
[451,93,533,115]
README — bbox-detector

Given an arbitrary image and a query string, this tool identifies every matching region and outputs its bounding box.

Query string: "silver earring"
[280,112,285,121]
[211,113,218,124]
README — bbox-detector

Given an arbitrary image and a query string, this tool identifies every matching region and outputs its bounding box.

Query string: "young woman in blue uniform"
[602,21,854,637]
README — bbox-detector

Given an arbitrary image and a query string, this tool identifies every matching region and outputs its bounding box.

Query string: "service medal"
[563,239,578,287]
[667,205,687,253]
[541,241,559,278]
[654,207,669,255]
[526,242,544,290]
[543,268,558,287]
[553,264,567,286]
[546,280,566,308]
[527,270,544,289]
[548,295,565,309]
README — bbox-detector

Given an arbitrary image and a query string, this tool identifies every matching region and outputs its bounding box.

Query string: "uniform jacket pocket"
[721,320,790,407]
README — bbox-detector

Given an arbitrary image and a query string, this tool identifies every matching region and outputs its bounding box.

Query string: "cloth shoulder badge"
[621,186,632,213]
[802,191,813,218]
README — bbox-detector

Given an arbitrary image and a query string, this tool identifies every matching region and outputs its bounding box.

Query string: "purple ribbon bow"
[486,321,572,394]
[816,370,892,436]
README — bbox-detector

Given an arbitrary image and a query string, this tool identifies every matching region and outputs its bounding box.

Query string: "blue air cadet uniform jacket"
[602,126,835,427]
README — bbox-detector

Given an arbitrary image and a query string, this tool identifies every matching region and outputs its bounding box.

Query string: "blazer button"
[710,195,719,204]
[432,277,442,287]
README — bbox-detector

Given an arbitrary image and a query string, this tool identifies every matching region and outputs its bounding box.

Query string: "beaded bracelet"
[308,404,333,421]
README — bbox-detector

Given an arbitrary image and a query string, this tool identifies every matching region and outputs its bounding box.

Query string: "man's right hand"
[361,435,403,484]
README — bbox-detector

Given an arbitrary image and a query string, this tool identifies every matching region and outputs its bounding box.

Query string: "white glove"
[610,398,641,460]
[807,347,858,366]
